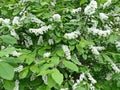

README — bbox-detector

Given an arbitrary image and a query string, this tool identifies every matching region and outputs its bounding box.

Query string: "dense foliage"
[0,0,120,90]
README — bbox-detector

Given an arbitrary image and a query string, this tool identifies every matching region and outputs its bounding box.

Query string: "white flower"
[29,25,51,36]
[88,27,111,37]
[105,72,113,80]
[87,73,97,84]
[42,75,48,85]
[1,46,5,50]
[103,0,111,9]
[23,33,33,47]
[0,18,10,25]
[90,46,105,55]
[60,88,68,90]
[62,45,71,60]
[13,80,19,90]
[43,52,51,58]
[50,0,56,6]
[91,20,98,28]
[29,14,45,25]
[110,61,120,73]
[64,30,81,40]
[10,29,19,40]
[71,7,81,14]
[72,73,85,90]
[79,73,85,82]
[12,16,20,25]
[37,36,43,45]
[99,13,108,21]
[3,19,10,25]
[84,0,97,15]
[11,51,22,57]
[52,14,61,22]
[14,65,23,72]
[115,41,120,49]
[48,39,54,45]
[90,83,95,90]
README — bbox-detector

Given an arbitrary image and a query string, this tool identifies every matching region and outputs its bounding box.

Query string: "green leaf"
[38,69,53,76]
[47,74,57,88]
[80,0,88,5]
[63,60,78,72]
[75,86,86,90]
[50,57,60,66]
[30,65,39,73]
[0,35,17,45]
[117,81,120,87]
[0,62,14,80]
[25,51,36,65]
[51,69,63,85]
[3,80,15,90]
[56,49,64,57]
[19,68,29,79]
[0,47,15,57]
[71,54,81,65]
[102,54,112,62]
[37,85,50,90]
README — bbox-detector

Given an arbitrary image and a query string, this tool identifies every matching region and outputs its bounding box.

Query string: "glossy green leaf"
[51,69,63,85]
[63,60,78,72]
[0,35,17,45]
[0,62,14,80]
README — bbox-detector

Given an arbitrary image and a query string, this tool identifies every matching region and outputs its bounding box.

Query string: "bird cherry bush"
[0,0,120,90]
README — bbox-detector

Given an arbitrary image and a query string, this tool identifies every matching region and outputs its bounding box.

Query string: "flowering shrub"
[0,0,120,90]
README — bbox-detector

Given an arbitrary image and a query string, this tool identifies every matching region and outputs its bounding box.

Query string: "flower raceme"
[90,46,105,55]
[29,25,52,36]
[52,14,61,22]
[62,45,71,60]
[84,0,97,15]
[87,27,111,37]
[99,13,109,21]
[64,30,81,40]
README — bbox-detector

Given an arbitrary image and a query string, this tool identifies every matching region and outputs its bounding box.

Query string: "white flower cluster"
[14,65,23,72]
[90,46,105,55]
[62,45,71,60]
[43,52,51,58]
[23,33,33,47]
[103,0,112,9]
[87,73,97,84]
[90,83,95,90]
[29,25,52,36]
[115,41,120,50]
[12,16,20,25]
[48,39,54,45]
[72,73,85,90]
[10,29,20,40]
[105,72,113,80]
[50,0,56,6]
[110,61,120,73]
[64,30,81,40]
[29,14,45,25]
[13,80,19,90]
[88,27,111,37]
[0,18,10,25]
[84,0,97,15]
[42,75,48,85]
[71,7,81,14]
[52,14,61,22]
[11,51,22,57]
[99,13,108,21]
